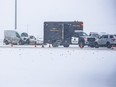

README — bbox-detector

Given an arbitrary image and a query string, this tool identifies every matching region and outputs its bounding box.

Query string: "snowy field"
[0,45,116,87]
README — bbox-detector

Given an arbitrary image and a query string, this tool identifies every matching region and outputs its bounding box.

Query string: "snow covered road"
[0,47,116,87]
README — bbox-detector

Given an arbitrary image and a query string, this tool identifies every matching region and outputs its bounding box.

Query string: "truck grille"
[24,38,26,40]
[87,38,95,42]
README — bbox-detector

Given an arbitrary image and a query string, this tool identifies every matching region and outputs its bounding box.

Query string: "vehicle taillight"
[112,38,115,41]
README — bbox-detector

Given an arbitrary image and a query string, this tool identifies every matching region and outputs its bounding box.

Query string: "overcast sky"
[0,0,116,38]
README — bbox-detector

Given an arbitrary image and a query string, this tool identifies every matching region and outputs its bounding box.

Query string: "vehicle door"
[98,35,104,44]
[15,32,21,43]
[101,35,108,45]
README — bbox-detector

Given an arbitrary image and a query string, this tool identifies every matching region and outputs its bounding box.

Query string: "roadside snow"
[0,47,116,87]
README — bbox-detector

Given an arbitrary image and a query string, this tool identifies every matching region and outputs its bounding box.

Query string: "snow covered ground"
[0,46,116,87]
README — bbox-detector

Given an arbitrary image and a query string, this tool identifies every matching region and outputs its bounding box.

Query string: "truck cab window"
[110,35,113,38]
[21,33,28,37]
[16,32,20,38]
[104,35,108,38]
[83,32,88,36]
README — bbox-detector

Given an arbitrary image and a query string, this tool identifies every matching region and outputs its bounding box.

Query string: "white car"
[29,35,36,45]
[95,34,116,48]
[36,37,43,45]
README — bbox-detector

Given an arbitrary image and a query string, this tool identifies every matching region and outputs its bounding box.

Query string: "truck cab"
[72,32,96,48]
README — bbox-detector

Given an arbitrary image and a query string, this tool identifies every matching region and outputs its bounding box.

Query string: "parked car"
[20,32,30,44]
[29,35,36,45]
[3,30,22,45]
[36,37,43,45]
[94,34,116,48]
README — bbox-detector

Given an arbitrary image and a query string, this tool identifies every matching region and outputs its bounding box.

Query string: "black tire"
[106,42,111,48]
[4,39,9,45]
[26,39,30,45]
[79,42,84,48]
[95,42,99,48]
[19,41,22,45]
[52,43,58,47]
[63,44,69,47]
[89,45,94,48]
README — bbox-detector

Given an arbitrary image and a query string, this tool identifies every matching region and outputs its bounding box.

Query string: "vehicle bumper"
[111,44,116,47]
[85,41,95,46]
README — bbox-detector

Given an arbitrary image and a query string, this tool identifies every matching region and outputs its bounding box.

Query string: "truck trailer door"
[63,24,71,45]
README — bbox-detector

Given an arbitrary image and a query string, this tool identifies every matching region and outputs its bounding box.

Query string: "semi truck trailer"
[44,21,83,47]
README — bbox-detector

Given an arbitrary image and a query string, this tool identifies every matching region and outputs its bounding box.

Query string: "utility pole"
[15,0,17,30]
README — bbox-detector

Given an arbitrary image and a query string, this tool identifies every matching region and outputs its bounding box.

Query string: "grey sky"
[0,0,116,38]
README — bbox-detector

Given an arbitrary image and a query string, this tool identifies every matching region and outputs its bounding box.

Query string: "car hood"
[80,36,95,38]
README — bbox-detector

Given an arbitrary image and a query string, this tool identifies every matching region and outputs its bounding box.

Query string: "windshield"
[16,32,20,38]
[30,36,36,39]
[113,35,116,38]
[21,33,28,37]
[73,32,88,37]
[90,34,100,38]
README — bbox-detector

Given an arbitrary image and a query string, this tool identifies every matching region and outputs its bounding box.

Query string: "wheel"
[63,44,69,47]
[89,45,94,48]
[4,39,9,45]
[79,42,84,48]
[52,43,58,47]
[19,41,22,45]
[95,42,99,48]
[52,40,61,47]
[18,40,24,45]
[26,39,30,45]
[106,42,111,48]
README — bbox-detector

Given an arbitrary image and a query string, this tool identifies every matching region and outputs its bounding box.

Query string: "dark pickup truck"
[73,32,96,48]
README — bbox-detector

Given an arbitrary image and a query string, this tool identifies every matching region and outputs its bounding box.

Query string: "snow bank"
[0,47,116,87]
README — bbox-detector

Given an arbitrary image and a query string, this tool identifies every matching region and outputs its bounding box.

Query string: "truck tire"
[19,40,23,45]
[63,44,69,47]
[106,42,111,48]
[89,45,94,48]
[79,42,84,48]
[52,40,61,47]
[52,43,58,47]
[26,39,30,45]
[95,42,99,48]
